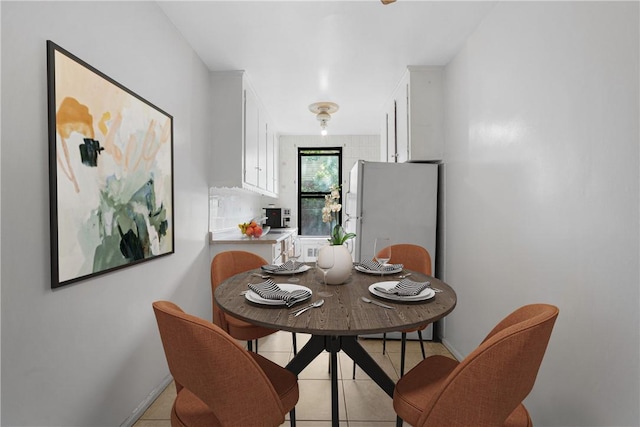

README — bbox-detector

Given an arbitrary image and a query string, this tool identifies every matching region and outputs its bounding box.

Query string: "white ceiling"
[158,1,496,135]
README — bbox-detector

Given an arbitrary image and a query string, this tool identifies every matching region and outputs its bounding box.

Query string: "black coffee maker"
[264,207,290,228]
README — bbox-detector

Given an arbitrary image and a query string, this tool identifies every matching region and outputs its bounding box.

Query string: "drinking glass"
[316,245,335,297]
[288,237,302,282]
[374,237,391,276]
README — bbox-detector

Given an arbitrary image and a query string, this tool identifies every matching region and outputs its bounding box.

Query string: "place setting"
[244,278,313,307]
[355,237,404,275]
[259,238,309,282]
[261,261,310,275]
[261,260,310,280]
[354,259,404,275]
[368,278,437,303]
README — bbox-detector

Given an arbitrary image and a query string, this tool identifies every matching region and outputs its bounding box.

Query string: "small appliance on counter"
[263,207,291,228]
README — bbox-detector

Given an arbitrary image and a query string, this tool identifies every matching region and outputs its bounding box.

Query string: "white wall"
[442,2,639,426]
[1,2,212,425]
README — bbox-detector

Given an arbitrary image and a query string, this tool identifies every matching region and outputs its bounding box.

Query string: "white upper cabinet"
[257,99,269,190]
[265,123,278,194]
[244,84,260,188]
[211,70,278,197]
[383,66,444,162]
[382,100,396,162]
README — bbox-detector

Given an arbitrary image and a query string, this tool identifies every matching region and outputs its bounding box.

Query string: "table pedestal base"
[285,335,396,427]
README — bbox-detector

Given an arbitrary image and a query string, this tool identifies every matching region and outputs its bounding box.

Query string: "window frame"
[297,147,343,236]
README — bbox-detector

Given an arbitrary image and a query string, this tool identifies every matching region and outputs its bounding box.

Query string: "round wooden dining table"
[214,264,457,427]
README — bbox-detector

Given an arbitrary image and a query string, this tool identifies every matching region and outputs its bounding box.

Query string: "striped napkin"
[358,259,403,272]
[376,278,430,296]
[248,279,311,306]
[261,260,298,272]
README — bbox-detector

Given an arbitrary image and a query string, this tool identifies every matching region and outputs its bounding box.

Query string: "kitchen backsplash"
[209,187,276,233]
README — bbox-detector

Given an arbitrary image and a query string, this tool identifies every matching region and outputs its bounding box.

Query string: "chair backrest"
[211,250,268,327]
[376,244,432,275]
[152,300,286,426]
[419,304,559,427]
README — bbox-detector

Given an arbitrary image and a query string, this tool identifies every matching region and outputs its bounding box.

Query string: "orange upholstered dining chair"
[211,251,298,354]
[393,303,559,427]
[153,301,299,427]
[354,243,433,378]
[212,250,297,353]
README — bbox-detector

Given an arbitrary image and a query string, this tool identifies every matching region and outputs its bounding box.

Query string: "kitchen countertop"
[209,228,296,244]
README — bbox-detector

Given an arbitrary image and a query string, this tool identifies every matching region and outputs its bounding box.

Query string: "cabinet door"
[258,112,268,190]
[272,134,279,194]
[407,68,444,161]
[382,67,444,163]
[244,88,260,187]
[272,241,284,264]
[395,82,409,163]
[386,103,397,162]
[265,122,273,193]
[265,123,276,194]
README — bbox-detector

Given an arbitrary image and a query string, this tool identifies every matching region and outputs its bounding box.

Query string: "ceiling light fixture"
[381,0,397,4]
[309,102,339,136]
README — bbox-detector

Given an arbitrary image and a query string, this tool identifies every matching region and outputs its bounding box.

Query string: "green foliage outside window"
[298,148,342,236]
[300,151,339,192]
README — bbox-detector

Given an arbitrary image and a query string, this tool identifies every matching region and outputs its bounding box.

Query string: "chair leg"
[255,339,259,353]
[352,335,358,378]
[289,407,296,427]
[400,332,407,377]
[247,340,253,352]
[396,415,403,427]
[382,333,387,355]
[292,332,297,355]
[417,329,426,359]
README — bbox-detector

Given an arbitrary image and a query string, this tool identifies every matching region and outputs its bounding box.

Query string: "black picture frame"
[47,41,174,289]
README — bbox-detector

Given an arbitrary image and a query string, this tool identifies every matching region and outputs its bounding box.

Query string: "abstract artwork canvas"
[47,41,174,288]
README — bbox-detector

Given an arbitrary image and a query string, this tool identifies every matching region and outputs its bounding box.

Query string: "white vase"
[325,244,353,285]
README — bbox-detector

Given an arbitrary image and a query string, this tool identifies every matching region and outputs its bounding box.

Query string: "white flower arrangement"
[322,185,356,245]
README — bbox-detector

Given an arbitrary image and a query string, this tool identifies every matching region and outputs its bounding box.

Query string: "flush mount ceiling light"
[381,0,397,4]
[309,102,339,136]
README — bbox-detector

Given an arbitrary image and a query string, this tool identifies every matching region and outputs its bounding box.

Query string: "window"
[298,147,342,236]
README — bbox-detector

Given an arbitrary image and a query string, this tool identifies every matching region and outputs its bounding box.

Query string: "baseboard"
[120,374,173,427]
[441,338,463,361]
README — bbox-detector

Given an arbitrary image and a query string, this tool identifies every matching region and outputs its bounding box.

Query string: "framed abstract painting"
[46,41,174,288]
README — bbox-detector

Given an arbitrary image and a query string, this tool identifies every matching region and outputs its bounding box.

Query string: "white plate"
[261,264,311,275]
[368,281,436,302]
[355,265,403,275]
[245,283,312,306]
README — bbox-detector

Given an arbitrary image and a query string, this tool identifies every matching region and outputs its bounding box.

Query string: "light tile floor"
[134,331,457,427]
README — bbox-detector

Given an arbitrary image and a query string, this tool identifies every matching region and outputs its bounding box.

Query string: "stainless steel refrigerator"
[344,161,439,340]
[345,160,438,266]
